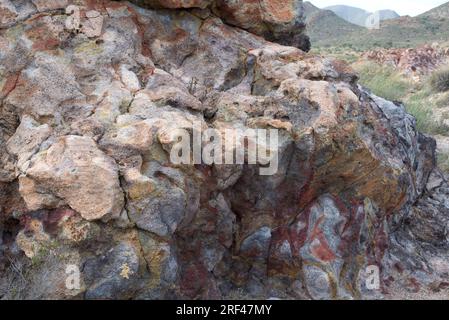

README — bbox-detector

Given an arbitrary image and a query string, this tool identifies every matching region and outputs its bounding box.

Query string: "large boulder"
[0,0,447,300]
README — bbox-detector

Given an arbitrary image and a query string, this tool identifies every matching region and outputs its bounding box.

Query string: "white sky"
[309,0,449,16]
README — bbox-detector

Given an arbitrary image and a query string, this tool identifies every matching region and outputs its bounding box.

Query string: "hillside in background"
[306,1,449,50]
[420,1,449,19]
[304,1,362,46]
[324,4,369,26]
[325,4,399,27]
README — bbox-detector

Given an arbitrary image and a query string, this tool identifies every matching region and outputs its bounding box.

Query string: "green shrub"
[354,62,411,101]
[405,87,449,135]
[351,60,449,136]
[430,68,449,92]
[354,62,449,135]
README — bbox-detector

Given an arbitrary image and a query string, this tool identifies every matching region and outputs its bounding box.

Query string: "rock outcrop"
[0,0,448,300]
[129,0,311,51]
[362,44,449,80]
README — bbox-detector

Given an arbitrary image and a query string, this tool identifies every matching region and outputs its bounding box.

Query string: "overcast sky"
[309,0,449,16]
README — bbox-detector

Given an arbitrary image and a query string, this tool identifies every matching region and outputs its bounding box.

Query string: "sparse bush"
[435,91,449,108]
[354,62,449,136]
[354,62,411,101]
[405,87,449,135]
[430,68,449,92]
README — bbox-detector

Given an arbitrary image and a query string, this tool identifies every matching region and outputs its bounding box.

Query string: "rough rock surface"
[362,44,449,80]
[128,0,311,51]
[0,0,448,300]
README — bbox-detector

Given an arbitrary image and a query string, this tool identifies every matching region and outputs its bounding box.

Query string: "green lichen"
[74,41,103,56]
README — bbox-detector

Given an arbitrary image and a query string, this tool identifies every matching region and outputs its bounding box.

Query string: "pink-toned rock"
[31,0,68,11]
[213,0,310,51]
[129,0,310,51]
[80,10,104,38]
[1,0,448,301]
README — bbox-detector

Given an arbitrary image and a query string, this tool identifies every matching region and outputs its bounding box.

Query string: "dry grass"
[430,68,449,92]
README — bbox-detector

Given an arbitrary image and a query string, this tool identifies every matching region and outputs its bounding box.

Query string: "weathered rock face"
[0,0,448,300]
[127,0,311,51]
[213,0,311,51]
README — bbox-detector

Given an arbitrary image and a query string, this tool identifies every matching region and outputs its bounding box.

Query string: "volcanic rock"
[0,0,448,300]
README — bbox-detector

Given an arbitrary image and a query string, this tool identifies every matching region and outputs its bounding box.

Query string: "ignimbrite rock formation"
[0,0,448,299]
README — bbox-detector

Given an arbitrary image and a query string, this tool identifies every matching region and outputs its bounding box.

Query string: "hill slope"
[378,9,401,21]
[419,1,449,19]
[304,2,362,47]
[325,4,369,26]
[306,2,449,49]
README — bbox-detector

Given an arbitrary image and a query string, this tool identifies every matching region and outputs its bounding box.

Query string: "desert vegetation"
[430,67,449,92]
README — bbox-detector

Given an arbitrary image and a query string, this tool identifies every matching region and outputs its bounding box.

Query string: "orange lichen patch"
[28,219,50,241]
[246,117,293,132]
[146,251,167,285]
[262,0,295,23]
[358,171,401,207]
[128,180,155,200]
[214,0,261,28]
[300,121,406,214]
[61,215,91,242]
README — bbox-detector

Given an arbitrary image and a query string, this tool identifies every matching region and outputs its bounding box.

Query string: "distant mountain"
[419,1,449,19]
[324,5,370,26]
[378,10,401,21]
[304,1,449,50]
[324,5,400,27]
[303,2,362,47]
